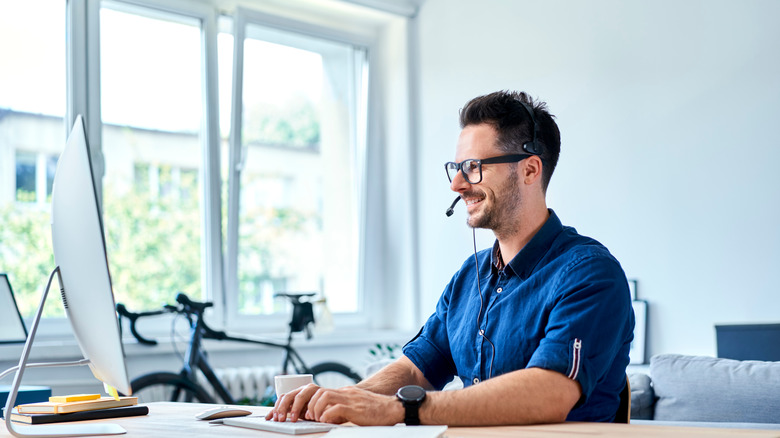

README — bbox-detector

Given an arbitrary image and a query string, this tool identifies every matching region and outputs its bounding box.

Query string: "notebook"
[10,405,149,424]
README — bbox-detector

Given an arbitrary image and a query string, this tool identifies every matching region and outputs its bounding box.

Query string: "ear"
[521,155,544,186]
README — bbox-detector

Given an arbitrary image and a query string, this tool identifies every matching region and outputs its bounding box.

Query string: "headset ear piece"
[519,101,542,156]
[523,142,542,155]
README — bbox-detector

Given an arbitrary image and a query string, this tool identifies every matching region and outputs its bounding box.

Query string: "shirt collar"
[490,209,563,279]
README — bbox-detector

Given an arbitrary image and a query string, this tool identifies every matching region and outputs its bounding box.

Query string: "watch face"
[399,385,426,402]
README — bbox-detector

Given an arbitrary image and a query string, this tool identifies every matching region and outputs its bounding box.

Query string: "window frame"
[224,7,372,331]
[19,0,410,343]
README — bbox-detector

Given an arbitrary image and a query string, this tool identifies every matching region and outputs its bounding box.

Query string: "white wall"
[413,0,780,358]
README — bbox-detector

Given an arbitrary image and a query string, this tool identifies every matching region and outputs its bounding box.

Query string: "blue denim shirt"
[403,210,634,422]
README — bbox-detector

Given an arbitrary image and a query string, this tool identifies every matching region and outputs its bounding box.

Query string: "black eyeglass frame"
[444,154,533,184]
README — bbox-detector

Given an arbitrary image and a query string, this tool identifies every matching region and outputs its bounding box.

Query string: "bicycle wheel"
[310,362,361,388]
[130,372,215,404]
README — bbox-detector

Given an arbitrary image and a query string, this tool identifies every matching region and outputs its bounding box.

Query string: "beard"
[466,172,523,236]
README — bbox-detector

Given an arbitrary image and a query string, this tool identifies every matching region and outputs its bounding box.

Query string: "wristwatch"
[396,385,426,425]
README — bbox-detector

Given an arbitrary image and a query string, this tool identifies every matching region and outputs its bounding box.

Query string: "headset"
[519,101,542,156]
[445,100,542,218]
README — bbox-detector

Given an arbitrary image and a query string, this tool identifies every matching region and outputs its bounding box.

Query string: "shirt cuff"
[403,336,456,390]
[527,337,590,405]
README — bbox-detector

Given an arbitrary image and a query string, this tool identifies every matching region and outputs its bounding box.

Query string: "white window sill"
[0,328,416,364]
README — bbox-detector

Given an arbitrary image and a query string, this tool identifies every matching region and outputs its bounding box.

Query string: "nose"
[449,169,470,193]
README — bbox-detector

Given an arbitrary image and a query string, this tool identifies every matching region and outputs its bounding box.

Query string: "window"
[99,3,205,309]
[0,0,66,318]
[0,0,400,335]
[225,15,368,321]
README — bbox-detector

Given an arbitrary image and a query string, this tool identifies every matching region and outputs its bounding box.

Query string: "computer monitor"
[50,115,131,396]
[0,274,27,344]
[3,115,131,437]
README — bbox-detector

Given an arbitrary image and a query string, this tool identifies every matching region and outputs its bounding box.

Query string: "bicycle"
[116,292,362,404]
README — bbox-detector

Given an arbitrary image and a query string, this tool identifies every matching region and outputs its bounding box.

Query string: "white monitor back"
[51,115,131,395]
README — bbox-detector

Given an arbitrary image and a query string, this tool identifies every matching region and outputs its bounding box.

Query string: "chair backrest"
[613,374,631,424]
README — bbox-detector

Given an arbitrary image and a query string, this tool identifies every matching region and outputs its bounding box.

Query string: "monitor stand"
[2,267,126,437]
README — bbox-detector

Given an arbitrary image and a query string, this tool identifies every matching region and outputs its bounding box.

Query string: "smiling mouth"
[464,195,485,207]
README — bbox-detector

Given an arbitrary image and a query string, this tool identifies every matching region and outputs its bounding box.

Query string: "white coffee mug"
[274,374,314,397]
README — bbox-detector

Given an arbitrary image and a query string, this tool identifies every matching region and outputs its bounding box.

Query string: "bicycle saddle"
[274,292,316,302]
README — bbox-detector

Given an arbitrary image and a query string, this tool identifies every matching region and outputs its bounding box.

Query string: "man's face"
[451,124,523,233]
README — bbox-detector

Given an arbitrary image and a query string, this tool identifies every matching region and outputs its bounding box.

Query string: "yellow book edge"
[16,397,138,414]
[49,394,101,403]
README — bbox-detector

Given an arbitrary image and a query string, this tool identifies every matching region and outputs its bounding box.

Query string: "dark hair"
[459,90,561,192]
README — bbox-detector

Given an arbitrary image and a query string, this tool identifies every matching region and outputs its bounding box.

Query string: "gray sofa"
[629,354,780,429]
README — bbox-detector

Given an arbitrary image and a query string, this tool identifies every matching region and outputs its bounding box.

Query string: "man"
[268,90,634,426]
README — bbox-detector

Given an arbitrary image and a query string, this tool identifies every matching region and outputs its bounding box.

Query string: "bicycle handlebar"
[116,303,165,346]
[117,291,318,346]
[175,292,213,312]
[116,293,225,346]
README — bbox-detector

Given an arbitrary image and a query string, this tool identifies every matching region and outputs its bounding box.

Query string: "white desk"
[2,402,779,437]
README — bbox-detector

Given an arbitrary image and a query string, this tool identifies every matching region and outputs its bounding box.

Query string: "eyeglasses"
[444,154,532,184]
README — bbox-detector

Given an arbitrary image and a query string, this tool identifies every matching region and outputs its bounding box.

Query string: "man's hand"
[306,386,403,425]
[266,384,404,426]
[266,383,319,423]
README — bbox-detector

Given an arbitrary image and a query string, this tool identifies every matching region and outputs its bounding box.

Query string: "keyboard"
[222,417,340,435]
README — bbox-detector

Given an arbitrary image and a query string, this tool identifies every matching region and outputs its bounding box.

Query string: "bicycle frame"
[178,312,316,404]
[118,292,343,405]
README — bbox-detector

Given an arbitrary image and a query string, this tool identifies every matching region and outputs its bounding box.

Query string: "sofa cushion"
[650,354,780,423]
[628,373,655,420]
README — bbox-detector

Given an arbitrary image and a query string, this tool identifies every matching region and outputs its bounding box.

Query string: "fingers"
[306,388,352,423]
[317,403,348,425]
[308,388,401,426]
[306,391,335,421]
[269,383,321,422]
[304,386,326,421]
[269,387,303,421]
[290,384,320,421]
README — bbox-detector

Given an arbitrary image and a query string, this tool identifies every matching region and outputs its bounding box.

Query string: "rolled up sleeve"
[526,250,634,406]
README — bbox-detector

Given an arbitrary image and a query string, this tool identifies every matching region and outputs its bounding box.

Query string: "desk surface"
[3,402,779,437]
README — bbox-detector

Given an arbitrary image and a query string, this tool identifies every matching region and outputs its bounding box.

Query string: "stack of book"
[11,394,148,425]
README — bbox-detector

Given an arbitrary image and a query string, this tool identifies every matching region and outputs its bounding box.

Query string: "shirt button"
[473,378,480,385]
[497,287,503,293]
[479,329,484,335]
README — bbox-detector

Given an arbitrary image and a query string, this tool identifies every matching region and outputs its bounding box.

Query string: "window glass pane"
[15,152,37,202]
[236,24,364,315]
[100,3,203,309]
[0,0,66,318]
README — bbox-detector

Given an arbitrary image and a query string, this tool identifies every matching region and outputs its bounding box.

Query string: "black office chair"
[613,374,631,424]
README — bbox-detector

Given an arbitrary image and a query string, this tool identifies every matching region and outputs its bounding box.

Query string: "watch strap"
[403,402,421,425]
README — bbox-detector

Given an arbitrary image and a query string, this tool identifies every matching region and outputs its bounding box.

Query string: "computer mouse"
[195,406,253,420]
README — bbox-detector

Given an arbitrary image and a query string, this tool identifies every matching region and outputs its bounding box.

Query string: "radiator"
[198,366,279,402]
